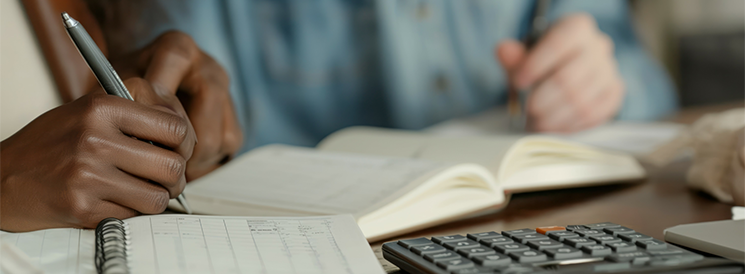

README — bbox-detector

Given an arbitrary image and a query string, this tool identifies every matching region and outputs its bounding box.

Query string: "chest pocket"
[254,0,360,88]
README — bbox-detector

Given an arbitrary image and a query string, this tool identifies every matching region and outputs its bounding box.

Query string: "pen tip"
[61,12,78,28]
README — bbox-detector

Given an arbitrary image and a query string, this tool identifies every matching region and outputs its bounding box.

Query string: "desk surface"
[372,103,743,273]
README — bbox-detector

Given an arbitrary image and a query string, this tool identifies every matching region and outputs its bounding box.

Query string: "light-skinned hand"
[497,13,625,133]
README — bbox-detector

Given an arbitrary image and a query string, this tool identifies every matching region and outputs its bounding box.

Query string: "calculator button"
[603,226,635,236]
[433,235,467,244]
[548,231,580,242]
[589,235,622,245]
[457,247,496,258]
[606,242,637,253]
[493,243,531,254]
[410,244,447,255]
[607,251,651,263]
[618,233,653,243]
[584,222,621,229]
[467,232,503,241]
[565,225,590,231]
[508,250,548,263]
[451,267,494,274]
[512,233,549,244]
[398,238,434,248]
[471,253,511,266]
[502,228,536,237]
[564,237,594,248]
[635,239,667,250]
[543,247,583,259]
[443,240,481,251]
[581,244,613,256]
[526,239,563,250]
[479,237,513,247]
[435,258,475,271]
[649,251,704,262]
[575,230,605,237]
[535,226,565,235]
[424,251,461,262]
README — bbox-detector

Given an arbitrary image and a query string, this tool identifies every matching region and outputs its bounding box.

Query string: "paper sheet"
[0,228,95,274]
[185,145,446,216]
[127,215,383,274]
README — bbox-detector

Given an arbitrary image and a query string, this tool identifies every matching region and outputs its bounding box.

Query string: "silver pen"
[61,12,193,214]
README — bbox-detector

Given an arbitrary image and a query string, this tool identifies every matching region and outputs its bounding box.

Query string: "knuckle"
[571,13,596,29]
[162,154,187,184]
[143,188,170,213]
[160,31,199,62]
[598,33,614,54]
[162,114,189,144]
[68,195,97,227]
[75,129,108,154]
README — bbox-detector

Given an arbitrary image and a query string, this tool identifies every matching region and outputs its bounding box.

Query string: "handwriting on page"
[129,216,371,274]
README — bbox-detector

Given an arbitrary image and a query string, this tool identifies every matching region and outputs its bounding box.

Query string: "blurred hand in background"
[497,13,625,133]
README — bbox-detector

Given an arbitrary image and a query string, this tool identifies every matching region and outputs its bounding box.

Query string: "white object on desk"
[0,214,382,274]
[733,206,745,220]
[0,242,44,274]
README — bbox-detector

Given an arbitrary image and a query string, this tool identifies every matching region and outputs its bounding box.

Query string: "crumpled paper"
[647,108,745,205]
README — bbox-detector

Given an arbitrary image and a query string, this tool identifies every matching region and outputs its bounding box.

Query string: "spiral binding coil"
[95,218,130,274]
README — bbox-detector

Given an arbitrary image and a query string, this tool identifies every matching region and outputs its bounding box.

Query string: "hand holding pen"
[500,2,625,133]
[62,12,194,214]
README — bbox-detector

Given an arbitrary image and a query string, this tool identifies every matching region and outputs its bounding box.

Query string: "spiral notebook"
[0,214,383,274]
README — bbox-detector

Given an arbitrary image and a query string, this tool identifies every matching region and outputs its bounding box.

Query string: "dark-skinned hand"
[0,78,196,232]
[111,31,243,181]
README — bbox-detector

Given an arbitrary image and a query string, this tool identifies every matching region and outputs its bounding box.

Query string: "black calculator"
[382,222,744,274]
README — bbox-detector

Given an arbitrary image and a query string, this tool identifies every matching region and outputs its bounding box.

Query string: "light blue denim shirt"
[129,0,677,153]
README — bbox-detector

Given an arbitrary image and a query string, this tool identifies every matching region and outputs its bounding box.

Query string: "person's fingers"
[108,133,187,197]
[120,78,197,160]
[139,31,200,95]
[515,13,597,89]
[96,168,173,213]
[496,39,527,74]
[184,82,226,177]
[74,201,138,229]
[568,81,624,131]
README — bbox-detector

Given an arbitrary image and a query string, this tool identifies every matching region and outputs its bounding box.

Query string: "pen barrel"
[65,24,133,101]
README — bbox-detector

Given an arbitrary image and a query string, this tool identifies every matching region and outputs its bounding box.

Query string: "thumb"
[496,39,527,75]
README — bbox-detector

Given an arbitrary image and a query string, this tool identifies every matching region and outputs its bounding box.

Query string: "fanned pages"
[180,145,504,241]
[175,126,644,241]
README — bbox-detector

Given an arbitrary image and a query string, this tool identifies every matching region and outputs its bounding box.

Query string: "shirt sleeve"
[547,0,678,120]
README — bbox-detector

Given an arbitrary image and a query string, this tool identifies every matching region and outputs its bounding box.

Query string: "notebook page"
[184,145,448,216]
[126,214,383,274]
[0,228,96,274]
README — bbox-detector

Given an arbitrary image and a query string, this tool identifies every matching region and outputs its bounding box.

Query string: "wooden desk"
[373,103,742,273]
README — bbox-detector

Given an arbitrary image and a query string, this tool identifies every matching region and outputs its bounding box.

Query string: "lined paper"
[128,215,383,274]
[0,228,95,274]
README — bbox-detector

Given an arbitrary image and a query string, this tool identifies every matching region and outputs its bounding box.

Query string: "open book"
[174,127,645,242]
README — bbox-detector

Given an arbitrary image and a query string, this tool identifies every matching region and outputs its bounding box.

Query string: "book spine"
[95,217,130,274]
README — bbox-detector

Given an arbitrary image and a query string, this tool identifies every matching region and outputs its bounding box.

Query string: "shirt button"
[434,74,450,94]
[417,2,430,20]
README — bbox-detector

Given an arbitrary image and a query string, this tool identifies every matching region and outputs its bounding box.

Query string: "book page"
[127,214,383,274]
[184,145,448,216]
[0,228,96,274]
[318,127,519,175]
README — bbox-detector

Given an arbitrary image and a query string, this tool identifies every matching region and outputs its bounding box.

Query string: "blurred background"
[631,0,744,107]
